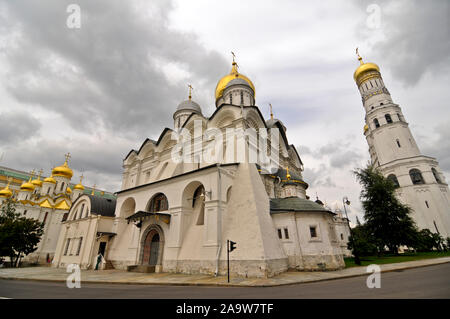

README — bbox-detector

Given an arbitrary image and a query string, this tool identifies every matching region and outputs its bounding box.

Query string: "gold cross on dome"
[356,47,363,64]
[231,51,236,63]
[65,152,71,163]
[79,174,84,184]
[269,103,274,120]
[188,84,193,100]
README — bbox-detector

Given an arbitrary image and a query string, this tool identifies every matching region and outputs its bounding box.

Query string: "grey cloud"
[303,164,337,188]
[421,122,450,179]
[299,142,363,169]
[330,149,363,169]
[1,136,129,191]
[0,0,227,141]
[0,112,41,144]
[354,0,450,85]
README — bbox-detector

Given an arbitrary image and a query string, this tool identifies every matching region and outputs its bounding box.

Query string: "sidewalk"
[1,257,449,287]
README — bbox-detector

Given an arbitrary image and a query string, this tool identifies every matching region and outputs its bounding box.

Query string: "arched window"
[149,193,168,212]
[431,168,442,184]
[192,185,205,208]
[192,185,205,225]
[409,169,424,185]
[373,118,380,128]
[387,174,400,188]
[396,139,401,148]
[385,114,393,124]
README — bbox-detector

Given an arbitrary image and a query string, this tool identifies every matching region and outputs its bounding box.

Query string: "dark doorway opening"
[98,242,106,256]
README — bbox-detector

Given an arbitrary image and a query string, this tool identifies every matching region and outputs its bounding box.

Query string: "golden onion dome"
[44,175,56,184]
[0,181,13,198]
[215,61,255,101]
[73,175,85,191]
[31,178,43,187]
[66,187,72,194]
[20,180,35,192]
[353,50,380,85]
[52,154,73,179]
[74,183,85,191]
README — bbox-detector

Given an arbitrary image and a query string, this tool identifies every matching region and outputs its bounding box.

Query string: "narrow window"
[432,168,441,184]
[365,83,368,90]
[387,174,400,188]
[284,228,289,239]
[425,201,429,208]
[60,183,64,192]
[229,94,232,104]
[277,229,282,239]
[370,80,373,88]
[47,187,50,195]
[433,221,439,234]
[385,114,393,124]
[76,237,83,256]
[64,239,70,256]
[397,113,402,121]
[80,203,85,219]
[23,210,27,216]
[396,139,401,148]
[340,233,344,240]
[373,118,380,128]
[43,212,48,224]
[309,226,317,238]
[240,90,244,105]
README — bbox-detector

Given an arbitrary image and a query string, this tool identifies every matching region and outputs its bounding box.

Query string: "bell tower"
[354,49,450,238]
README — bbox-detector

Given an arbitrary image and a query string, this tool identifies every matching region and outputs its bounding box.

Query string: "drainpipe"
[214,163,222,276]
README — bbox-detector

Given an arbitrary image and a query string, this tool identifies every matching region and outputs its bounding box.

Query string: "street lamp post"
[343,196,360,265]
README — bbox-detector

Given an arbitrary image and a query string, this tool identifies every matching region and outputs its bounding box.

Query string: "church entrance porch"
[127,224,165,273]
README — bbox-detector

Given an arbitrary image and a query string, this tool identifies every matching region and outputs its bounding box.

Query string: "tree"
[354,164,418,254]
[347,223,378,259]
[0,199,44,267]
[413,229,444,252]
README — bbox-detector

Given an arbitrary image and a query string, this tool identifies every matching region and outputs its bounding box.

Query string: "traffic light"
[229,240,237,252]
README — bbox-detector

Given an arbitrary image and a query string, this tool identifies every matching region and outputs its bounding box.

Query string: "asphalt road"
[0,263,449,299]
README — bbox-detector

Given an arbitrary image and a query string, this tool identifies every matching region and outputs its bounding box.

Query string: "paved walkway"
[1,257,449,287]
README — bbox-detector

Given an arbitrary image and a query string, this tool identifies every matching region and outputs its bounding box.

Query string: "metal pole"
[227,240,230,283]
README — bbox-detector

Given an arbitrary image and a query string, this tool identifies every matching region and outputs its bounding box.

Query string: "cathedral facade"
[354,52,450,238]
[53,58,349,277]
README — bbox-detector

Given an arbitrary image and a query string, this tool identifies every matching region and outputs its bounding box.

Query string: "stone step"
[126,265,155,273]
[104,260,115,270]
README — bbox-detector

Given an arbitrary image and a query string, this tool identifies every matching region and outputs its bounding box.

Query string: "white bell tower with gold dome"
[354,49,450,238]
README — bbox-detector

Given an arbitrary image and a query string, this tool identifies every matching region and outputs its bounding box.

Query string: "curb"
[1,258,449,288]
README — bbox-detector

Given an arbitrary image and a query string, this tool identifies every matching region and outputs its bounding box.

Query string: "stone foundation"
[163,258,289,278]
[298,254,345,271]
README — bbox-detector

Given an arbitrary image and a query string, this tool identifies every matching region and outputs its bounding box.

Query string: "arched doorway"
[140,225,164,272]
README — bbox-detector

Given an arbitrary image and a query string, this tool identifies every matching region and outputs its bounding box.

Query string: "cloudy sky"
[0,0,449,224]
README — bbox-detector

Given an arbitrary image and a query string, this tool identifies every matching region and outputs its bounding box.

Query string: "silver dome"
[176,99,202,114]
[225,78,253,91]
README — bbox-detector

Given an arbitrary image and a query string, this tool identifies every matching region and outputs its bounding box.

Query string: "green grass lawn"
[344,251,450,268]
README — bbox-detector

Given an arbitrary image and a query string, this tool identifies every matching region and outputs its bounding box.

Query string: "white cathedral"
[354,51,450,239]
[50,57,351,277]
